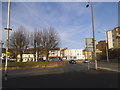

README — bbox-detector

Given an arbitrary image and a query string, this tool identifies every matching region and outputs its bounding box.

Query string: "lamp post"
[86,1,97,70]
[4,0,12,80]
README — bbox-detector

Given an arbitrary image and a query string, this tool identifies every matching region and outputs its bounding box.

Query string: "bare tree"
[30,29,42,61]
[41,27,60,60]
[9,26,29,62]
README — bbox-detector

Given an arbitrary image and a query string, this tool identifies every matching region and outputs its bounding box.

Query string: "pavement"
[95,61,120,72]
[98,67,119,72]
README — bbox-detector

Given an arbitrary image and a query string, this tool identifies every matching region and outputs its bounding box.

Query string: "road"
[2,62,91,78]
[2,62,119,88]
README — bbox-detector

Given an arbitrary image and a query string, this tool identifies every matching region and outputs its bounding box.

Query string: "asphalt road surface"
[2,62,92,78]
[2,63,119,88]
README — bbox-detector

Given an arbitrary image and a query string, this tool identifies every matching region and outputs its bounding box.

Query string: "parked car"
[69,60,77,64]
[48,56,62,61]
[38,58,46,62]
[83,59,89,63]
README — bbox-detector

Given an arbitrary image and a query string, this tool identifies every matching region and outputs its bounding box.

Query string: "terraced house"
[64,49,85,60]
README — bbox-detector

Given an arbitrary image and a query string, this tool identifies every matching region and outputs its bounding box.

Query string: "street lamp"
[4,0,12,80]
[86,1,97,70]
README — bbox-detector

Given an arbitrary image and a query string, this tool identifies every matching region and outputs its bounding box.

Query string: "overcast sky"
[1,2,118,49]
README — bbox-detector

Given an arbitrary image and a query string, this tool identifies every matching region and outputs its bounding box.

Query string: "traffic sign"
[6,52,10,54]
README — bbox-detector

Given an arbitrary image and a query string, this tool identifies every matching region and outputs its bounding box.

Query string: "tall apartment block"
[107,27,120,49]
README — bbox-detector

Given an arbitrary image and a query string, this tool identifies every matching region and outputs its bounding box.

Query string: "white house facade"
[49,49,62,57]
[64,49,85,60]
[17,54,35,62]
[15,48,85,62]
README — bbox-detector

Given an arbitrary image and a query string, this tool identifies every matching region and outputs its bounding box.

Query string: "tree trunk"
[15,50,18,62]
[20,51,23,62]
[15,53,18,62]
[34,53,36,62]
[45,49,49,61]
[36,50,38,62]
[34,48,36,62]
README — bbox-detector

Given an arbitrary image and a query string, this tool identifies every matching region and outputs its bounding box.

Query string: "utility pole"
[105,31,109,62]
[4,0,12,80]
[86,1,97,70]
[0,41,4,61]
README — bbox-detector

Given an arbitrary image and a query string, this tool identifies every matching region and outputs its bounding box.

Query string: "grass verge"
[2,61,67,67]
